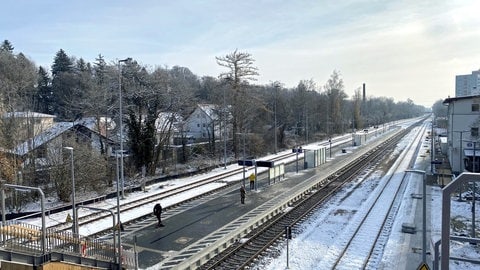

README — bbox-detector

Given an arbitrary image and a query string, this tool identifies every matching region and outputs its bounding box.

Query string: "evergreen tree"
[51,49,73,76]
[0,40,14,53]
[35,66,53,114]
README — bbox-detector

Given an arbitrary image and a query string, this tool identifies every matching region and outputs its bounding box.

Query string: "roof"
[2,111,57,119]
[443,95,480,104]
[9,118,112,156]
[10,122,76,156]
[198,104,219,119]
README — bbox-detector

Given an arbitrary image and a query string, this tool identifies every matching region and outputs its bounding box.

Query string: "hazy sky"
[1,0,479,107]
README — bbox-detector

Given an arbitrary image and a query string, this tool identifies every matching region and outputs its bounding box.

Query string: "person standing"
[249,173,255,190]
[153,203,164,227]
[240,185,246,204]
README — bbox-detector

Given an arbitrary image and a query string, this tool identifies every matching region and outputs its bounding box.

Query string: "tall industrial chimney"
[363,83,366,102]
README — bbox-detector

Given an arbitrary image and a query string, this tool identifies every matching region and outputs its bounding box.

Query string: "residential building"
[1,111,56,142]
[443,95,480,174]
[455,69,480,97]
[184,104,223,142]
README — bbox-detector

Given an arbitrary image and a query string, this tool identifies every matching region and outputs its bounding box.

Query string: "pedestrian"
[153,203,164,227]
[240,185,246,204]
[249,173,255,190]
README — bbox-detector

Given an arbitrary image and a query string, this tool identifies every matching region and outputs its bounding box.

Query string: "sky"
[1,0,480,107]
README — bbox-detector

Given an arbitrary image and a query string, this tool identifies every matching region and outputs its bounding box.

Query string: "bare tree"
[216,50,259,158]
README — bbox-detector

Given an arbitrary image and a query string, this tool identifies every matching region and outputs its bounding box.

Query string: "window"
[202,123,206,127]
[197,124,200,127]
[471,127,479,137]
[472,104,479,112]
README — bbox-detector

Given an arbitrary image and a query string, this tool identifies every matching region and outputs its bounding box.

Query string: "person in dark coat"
[153,203,164,227]
[240,185,246,204]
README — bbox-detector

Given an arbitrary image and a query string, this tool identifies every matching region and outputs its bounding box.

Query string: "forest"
[0,39,427,207]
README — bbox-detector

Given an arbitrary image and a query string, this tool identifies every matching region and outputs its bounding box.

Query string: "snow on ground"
[250,124,480,270]
[18,119,479,269]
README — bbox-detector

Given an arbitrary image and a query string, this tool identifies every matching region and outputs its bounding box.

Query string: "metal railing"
[0,220,136,268]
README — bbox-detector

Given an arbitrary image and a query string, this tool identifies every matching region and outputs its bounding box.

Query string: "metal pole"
[118,58,130,199]
[473,142,476,238]
[223,87,227,169]
[4,184,46,255]
[422,172,427,264]
[460,132,463,173]
[116,153,122,267]
[274,84,278,154]
[77,206,116,261]
[296,148,299,173]
[329,138,332,158]
[243,132,246,187]
[286,237,289,269]
[64,147,76,236]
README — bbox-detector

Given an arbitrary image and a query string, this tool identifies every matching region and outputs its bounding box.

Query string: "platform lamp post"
[118,57,131,199]
[63,146,77,236]
[115,151,123,267]
[405,169,427,265]
[223,86,227,169]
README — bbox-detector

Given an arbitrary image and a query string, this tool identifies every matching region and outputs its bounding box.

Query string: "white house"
[443,95,480,174]
[184,104,223,142]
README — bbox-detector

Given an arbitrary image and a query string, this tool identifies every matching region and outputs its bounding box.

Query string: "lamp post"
[64,146,77,236]
[223,87,227,169]
[115,151,122,267]
[405,169,427,265]
[118,57,131,199]
[274,82,278,154]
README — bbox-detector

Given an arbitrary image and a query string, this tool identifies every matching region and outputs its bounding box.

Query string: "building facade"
[443,95,480,174]
[455,70,480,97]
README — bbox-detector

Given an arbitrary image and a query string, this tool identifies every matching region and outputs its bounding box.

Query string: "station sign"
[256,160,274,168]
[238,159,255,166]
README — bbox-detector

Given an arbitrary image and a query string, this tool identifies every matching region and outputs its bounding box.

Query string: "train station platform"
[120,132,394,269]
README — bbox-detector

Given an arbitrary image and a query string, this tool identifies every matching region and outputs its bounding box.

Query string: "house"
[184,104,224,142]
[3,117,115,171]
[443,95,480,174]
[1,111,56,143]
[155,112,183,145]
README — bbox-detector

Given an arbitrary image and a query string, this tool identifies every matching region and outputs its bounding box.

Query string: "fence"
[0,220,136,269]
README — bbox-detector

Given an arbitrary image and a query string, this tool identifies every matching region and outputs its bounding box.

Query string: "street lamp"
[64,146,77,236]
[115,151,123,267]
[118,57,131,199]
[405,169,427,265]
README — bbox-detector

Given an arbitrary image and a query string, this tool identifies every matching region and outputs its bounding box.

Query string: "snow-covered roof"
[198,104,219,119]
[9,117,112,157]
[2,111,56,119]
[156,112,182,132]
[10,122,76,156]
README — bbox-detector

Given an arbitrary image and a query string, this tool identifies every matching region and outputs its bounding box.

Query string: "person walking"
[240,185,246,204]
[249,173,255,190]
[153,203,164,227]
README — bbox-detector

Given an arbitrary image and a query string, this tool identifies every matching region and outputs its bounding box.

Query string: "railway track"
[331,122,427,269]
[40,151,298,236]
[44,135,353,237]
[197,123,421,269]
